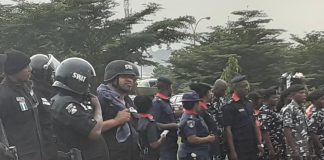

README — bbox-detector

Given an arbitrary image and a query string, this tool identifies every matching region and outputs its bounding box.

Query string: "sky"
[3,0,324,37]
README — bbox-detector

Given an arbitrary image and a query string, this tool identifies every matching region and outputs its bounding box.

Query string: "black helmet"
[30,54,60,83]
[104,60,139,81]
[53,58,96,95]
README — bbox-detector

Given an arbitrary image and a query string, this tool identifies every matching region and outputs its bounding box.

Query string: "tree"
[0,0,192,84]
[220,56,240,82]
[169,10,288,88]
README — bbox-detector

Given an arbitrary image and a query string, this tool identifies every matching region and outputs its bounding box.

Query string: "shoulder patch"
[66,103,78,115]
[187,120,195,128]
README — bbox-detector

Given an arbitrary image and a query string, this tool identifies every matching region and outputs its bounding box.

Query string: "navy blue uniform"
[222,99,258,160]
[178,112,210,160]
[151,93,178,160]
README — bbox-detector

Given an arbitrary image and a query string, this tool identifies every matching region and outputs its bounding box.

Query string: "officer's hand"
[206,134,216,143]
[229,151,238,160]
[90,95,100,107]
[114,109,131,124]
[257,145,264,157]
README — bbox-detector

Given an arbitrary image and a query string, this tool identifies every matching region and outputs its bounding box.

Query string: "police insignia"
[66,104,78,115]
[187,120,195,128]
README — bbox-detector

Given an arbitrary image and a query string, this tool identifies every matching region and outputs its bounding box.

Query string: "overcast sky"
[3,0,324,36]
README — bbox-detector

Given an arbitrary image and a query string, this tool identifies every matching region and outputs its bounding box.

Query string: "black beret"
[286,84,305,94]
[181,92,200,102]
[263,88,278,98]
[157,77,172,85]
[230,75,247,84]
[3,49,30,75]
[307,89,324,102]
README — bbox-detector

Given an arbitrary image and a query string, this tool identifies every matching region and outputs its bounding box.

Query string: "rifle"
[0,118,18,160]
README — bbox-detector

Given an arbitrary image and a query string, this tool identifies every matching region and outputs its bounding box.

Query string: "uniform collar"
[231,92,241,102]
[184,109,198,116]
[199,101,208,110]
[139,113,154,120]
[155,92,169,100]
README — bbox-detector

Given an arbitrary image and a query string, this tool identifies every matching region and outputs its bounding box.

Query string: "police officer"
[0,49,45,160]
[151,77,179,160]
[280,84,310,160]
[209,79,228,160]
[189,82,219,160]
[97,60,140,160]
[51,58,109,160]
[30,54,60,160]
[258,88,286,160]
[178,92,216,160]
[222,75,263,160]
[307,89,324,159]
[135,95,166,160]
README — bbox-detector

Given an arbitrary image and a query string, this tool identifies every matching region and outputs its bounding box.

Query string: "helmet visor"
[44,54,60,71]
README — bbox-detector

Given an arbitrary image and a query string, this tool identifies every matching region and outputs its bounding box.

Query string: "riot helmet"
[53,57,96,95]
[30,54,60,83]
[104,60,139,81]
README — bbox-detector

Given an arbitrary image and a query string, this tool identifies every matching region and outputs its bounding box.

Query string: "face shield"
[43,54,60,72]
[44,54,60,84]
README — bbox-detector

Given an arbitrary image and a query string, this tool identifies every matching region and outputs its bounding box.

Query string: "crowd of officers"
[0,49,323,160]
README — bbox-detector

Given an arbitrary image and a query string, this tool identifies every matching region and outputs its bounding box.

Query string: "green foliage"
[0,0,192,84]
[220,56,240,82]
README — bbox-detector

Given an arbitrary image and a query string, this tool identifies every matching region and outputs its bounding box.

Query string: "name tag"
[16,97,28,111]
[238,108,245,112]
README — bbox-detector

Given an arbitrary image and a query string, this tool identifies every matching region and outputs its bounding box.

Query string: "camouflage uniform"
[281,100,310,159]
[259,105,286,160]
[307,107,324,159]
[208,97,227,160]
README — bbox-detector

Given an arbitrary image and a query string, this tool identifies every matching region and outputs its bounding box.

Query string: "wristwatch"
[258,144,264,148]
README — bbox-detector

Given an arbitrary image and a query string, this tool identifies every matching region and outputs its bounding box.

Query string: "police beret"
[307,89,324,102]
[181,92,200,102]
[262,88,278,98]
[189,82,212,92]
[157,77,172,85]
[286,84,305,94]
[230,75,247,84]
[3,49,30,75]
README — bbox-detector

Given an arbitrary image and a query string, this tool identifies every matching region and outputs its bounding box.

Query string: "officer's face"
[118,74,136,93]
[13,65,32,82]
[267,95,279,107]
[292,89,307,104]
[234,80,250,98]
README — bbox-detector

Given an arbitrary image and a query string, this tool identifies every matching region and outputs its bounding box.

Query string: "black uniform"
[223,98,258,160]
[33,82,58,160]
[137,115,160,160]
[0,78,45,160]
[97,84,140,160]
[51,91,109,160]
[199,102,219,159]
